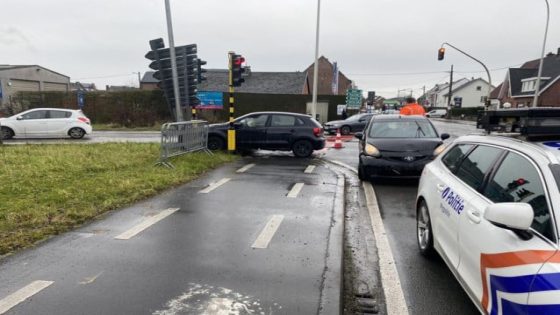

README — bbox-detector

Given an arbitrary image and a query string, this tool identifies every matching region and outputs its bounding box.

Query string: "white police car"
[416,109,560,314]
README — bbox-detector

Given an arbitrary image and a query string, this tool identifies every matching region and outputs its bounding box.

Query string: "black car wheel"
[417,200,435,258]
[292,140,313,158]
[207,136,225,151]
[1,127,14,140]
[340,125,351,135]
[68,127,85,139]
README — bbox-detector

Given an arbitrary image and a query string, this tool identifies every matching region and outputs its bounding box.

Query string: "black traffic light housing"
[438,48,445,61]
[231,54,246,87]
[197,58,207,83]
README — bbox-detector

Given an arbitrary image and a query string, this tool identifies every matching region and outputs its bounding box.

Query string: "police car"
[416,108,560,314]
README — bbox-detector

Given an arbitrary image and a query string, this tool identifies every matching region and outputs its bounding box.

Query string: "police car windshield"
[368,120,438,138]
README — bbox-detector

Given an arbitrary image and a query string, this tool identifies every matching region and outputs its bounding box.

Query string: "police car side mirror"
[441,133,450,140]
[355,132,363,140]
[484,203,534,236]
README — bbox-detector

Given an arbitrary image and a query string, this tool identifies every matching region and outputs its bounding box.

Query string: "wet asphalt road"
[324,119,480,315]
[0,157,341,314]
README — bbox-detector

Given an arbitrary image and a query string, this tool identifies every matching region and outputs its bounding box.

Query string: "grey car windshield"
[368,120,438,138]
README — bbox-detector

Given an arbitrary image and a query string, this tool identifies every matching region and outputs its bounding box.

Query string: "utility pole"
[532,0,550,107]
[164,0,183,122]
[137,72,142,88]
[447,65,453,118]
[311,0,321,120]
[422,85,426,106]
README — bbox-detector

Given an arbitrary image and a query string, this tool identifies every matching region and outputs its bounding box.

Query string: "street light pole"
[164,0,183,122]
[311,0,321,120]
[441,42,492,109]
[532,0,550,108]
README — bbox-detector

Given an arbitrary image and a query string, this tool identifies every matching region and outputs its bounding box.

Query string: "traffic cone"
[334,129,343,149]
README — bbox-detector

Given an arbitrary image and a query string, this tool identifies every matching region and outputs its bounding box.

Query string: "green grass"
[92,123,163,131]
[0,143,237,255]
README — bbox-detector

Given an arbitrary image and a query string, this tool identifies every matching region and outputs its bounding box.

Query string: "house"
[303,56,352,95]
[425,78,470,108]
[492,48,560,108]
[441,78,494,108]
[71,82,97,91]
[0,65,70,107]
[140,72,159,90]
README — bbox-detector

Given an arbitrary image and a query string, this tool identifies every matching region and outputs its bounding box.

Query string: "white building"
[425,78,469,108]
[426,78,494,108]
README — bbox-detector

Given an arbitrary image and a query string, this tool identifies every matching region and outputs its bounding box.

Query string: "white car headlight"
[364,144,380,157]
[433,144,447,156]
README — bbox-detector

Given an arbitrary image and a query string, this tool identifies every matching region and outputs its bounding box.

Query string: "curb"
[318,173,345,315]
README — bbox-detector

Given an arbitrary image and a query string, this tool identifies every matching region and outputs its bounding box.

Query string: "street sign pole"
[164,0,183,122]
[227,52,236,153]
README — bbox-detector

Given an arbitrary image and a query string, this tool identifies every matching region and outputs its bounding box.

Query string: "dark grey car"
[323,113,374,135]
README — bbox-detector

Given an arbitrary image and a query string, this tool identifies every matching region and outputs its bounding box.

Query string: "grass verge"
[0,143,237,255]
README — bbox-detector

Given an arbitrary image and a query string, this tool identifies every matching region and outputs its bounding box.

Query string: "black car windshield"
[368,120,438,138]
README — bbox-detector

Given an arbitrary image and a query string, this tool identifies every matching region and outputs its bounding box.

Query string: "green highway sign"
[346,89,362,109]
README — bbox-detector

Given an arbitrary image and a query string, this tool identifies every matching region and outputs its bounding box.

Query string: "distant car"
[426,109,447,118]
[207,112,325,158]
[382,109,399,115]
[0,108,92,140]
[355,115,450,179]
[323,113,374,135]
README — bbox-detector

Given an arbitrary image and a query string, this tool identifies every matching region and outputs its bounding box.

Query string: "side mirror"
[232,122,242,129]
[354,132,363,140]
[484,202,533,233]
[16,116,23,120]
[441,133,450,140]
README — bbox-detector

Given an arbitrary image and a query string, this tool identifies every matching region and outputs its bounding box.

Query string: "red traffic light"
[438,48,445,61]
[233,56,245,65]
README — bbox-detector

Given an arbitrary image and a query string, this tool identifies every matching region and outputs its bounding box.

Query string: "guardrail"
[157,120,212,168]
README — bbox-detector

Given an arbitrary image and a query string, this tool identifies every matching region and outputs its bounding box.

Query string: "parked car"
[416,134,560,314]
[207,112,325,158]
[323,113,374,135]
[426,109,447,118]
[0,108,92,140]
[355,115,449,179]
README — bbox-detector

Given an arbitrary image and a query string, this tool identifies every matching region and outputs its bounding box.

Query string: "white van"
[426,109,447,118]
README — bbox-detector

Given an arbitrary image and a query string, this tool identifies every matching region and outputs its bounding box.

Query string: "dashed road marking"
[251,215,284,249]
[199,178,231,194]
[115,208,180,240]
[236,163,255,173]
[304,165,316,173]
[0,280,53,314]
[287,183,304,198]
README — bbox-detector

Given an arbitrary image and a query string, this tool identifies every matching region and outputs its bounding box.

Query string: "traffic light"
[231,54,246,87]
[197,58,207,83]
[438,47,445,61]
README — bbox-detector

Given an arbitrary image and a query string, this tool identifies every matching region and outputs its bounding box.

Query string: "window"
[22,110,48,120]
[368,120,438,138]
[49,110,71,119]
[270,115,303,127]
[238,114,269,128]
[483,152,554,241]
[476,86,482,91]
[442,144,474,173]
[455,145,503,191]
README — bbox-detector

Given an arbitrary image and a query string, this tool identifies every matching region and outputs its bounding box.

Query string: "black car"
[323,113,374,135]
[355,115,450,179]
[207,112,325,158]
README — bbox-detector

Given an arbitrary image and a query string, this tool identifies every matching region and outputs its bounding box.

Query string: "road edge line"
[317,173,345,315]
[363,182,409,315]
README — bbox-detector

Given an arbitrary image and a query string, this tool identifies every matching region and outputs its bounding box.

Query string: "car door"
[18,110,49,136]
[457,149,558,315]
[235,114,269,149]
[47,110,71,135]
[266,114,303,149]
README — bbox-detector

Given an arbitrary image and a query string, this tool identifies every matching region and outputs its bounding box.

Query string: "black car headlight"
[364,144,380,157]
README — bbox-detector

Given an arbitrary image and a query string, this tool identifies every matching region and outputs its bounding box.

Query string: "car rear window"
[368,120,437,138]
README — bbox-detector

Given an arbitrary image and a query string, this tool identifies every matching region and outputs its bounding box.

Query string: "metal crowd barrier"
[157,120,212,168]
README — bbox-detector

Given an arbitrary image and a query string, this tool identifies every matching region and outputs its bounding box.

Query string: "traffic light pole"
[227,52,236,153]
[164,0,183,122]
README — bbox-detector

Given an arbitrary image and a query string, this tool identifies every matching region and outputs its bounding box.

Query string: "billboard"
[195,91,223,110]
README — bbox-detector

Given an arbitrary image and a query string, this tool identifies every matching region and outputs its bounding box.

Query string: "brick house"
[303,56,352,95]
[492,48,560,107]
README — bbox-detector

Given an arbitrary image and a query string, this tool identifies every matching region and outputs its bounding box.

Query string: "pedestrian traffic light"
[231,54,246,87]
[438,48,445,61]
[197,58,207,83]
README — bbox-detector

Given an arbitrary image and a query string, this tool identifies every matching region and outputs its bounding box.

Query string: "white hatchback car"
[417,135,560,314]
[426,109,447,118]
[0,108,92,139]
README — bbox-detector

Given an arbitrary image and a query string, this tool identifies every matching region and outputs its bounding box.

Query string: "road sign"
[346,89,362,109]
[77,91,85,108]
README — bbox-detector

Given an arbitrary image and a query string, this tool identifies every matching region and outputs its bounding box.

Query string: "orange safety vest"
[399,103,426,116]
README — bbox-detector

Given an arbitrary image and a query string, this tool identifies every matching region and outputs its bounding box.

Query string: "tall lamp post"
[310,0,321,120]
[532,0,550,108]
[438,42,492,109]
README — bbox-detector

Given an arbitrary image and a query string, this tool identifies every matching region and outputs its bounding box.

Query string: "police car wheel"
[417,200,435,257]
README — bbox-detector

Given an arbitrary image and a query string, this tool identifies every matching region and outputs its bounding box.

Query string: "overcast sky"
[2,0,559,97]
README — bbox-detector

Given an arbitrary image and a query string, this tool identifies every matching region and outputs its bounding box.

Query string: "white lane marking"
[199,178,231,194]
[79,271,104,285]
[236,163,255,173]
[251,215,284,249]
[0,280,53,314]
[304,165,316,173]
[363,182,409,315]
[115,208,179,240]
[287,183,304,198]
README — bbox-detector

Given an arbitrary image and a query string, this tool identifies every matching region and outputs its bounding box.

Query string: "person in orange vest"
[399,97,426,116]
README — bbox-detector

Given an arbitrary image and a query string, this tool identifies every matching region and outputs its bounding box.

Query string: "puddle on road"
[153,283,282,315]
